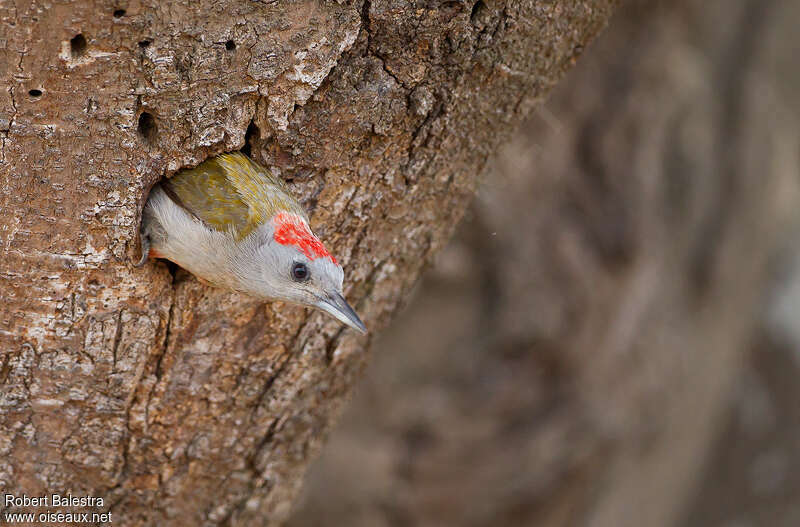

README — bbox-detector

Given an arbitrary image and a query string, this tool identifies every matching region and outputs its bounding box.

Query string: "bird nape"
[137,152,366,334]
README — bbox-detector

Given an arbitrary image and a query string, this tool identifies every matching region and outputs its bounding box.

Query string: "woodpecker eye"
[291,262,310,282]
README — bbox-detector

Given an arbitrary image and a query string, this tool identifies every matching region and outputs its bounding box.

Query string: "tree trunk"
[0,0,617,524]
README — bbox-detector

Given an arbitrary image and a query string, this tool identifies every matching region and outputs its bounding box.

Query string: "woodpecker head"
[245,212,366,334]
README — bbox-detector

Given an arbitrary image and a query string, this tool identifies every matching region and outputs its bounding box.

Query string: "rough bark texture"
[288,0,800,526]
[0,0,617,525]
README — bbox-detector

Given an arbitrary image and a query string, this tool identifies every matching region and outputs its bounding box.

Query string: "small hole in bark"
[225,40,236,51]
[28,89,42,98]
[138,40,151,48]
[137,112,157,143]
[241,120,259,157]
[470,0,486,22]
[70,34,87,57]
[113,9,126,18]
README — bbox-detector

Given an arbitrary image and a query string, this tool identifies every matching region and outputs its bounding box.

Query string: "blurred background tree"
[288,0,800,526]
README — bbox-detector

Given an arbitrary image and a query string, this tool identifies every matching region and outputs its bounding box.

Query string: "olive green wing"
[164,152,306,239]
[216,153,307,232]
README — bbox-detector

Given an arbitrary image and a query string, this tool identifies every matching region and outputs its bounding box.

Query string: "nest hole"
[28,89,42,98]
[225,40,236,51]
[113,9,126,18]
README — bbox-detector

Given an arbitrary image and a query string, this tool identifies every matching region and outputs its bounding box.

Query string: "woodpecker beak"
[315,292,367,334]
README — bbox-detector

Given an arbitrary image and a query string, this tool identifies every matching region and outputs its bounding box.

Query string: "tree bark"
[0,0,617,524]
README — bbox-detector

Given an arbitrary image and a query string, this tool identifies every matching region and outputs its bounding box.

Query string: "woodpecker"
[137,152,366,333]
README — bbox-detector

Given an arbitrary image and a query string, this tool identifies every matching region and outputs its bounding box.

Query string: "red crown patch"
[272,212,337,264]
